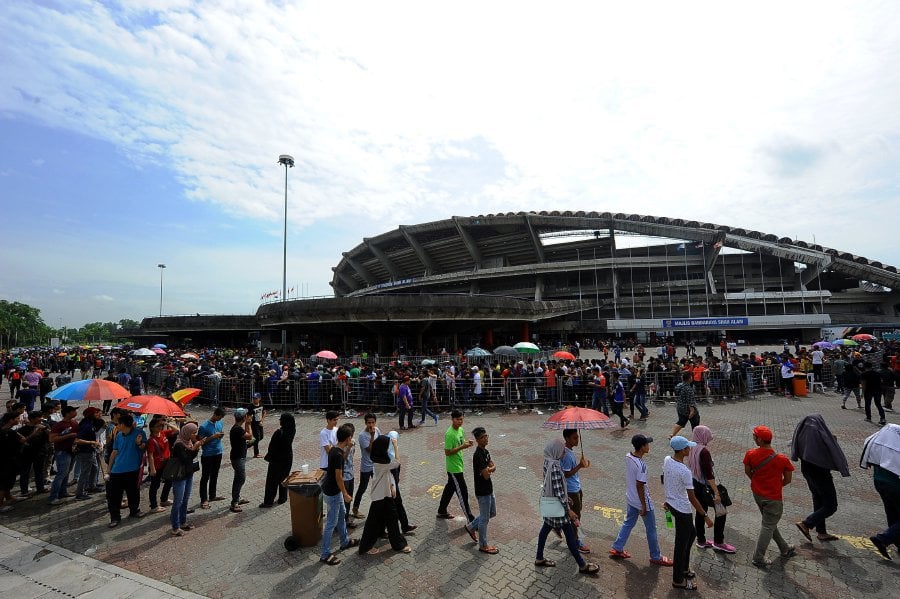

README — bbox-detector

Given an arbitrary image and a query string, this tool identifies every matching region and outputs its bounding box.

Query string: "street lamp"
[278,154,295,360]
[157,264,166,317]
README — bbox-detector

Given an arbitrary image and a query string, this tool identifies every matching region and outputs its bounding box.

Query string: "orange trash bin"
[792,376,807,397]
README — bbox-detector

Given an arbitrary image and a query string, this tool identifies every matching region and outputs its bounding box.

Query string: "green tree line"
[0,300,139,347]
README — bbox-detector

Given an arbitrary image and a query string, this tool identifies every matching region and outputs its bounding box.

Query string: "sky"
[2,1,899,328]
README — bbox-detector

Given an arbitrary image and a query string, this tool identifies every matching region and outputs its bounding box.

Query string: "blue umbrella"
[465,347,491,358]
[46,379,131,402]
[153,343,167,349]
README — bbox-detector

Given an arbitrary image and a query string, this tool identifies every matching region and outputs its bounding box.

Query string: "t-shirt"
[319,427,337,469]
[743,448,793,500]
[75,420,97,454]
[248,402,264,423]
[111,427,144,474]
[444,426,465,473]
[473,445,492,497]
[198,419,224,456]
[343,443,355,481]
[321,446,344,496]
[625,453,651,509]
[229,424,247,461]
[662,455,693,514]
[358,427,381,473]
[51,419,78,453]
[560,447,581,493]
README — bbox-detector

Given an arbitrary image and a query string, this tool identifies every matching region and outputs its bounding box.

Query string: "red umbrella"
[851,334,876,342]
[171,388,202,405]
[542,407,614,431]
[114,395,185,417]
[315,350,338,360]
[553,351,576,361]
[542,406,615,458]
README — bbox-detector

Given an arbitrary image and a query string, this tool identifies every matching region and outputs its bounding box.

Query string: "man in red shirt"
[743,425,795,568]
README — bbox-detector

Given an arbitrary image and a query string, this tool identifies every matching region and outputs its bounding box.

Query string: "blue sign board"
[662,317,749,329]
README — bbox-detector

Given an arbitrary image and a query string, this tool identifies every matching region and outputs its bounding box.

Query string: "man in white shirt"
[319,411,340,470]
[810,349,824,382]
[609,435,673,566]
[663,436,712,591]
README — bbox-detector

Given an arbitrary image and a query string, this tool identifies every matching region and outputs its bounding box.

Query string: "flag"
[713,240,723,249]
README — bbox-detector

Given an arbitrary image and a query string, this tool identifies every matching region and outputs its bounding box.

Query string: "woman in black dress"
[260,413,295,507]
[358,435,409,555]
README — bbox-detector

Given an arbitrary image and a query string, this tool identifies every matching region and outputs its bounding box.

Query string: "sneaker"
[712,542,736,553]
[870,536,893,560]
[751,558,771,568]
[879,421,887,425]
[47,499,64,506]
[696,540,713,549]
[74,495,91,501]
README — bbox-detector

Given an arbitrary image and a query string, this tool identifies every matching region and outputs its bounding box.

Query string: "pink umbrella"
[315,350,338,360]
[153,348,166,355]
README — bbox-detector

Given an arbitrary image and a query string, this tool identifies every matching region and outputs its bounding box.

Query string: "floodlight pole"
[278,154,295,361]
[157,264,166,316]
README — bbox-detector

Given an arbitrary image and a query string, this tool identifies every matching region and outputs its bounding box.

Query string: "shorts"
[567,490,583,519]
[676,411,700,428]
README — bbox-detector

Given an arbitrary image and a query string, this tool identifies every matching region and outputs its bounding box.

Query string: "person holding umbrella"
[860,423,900,560]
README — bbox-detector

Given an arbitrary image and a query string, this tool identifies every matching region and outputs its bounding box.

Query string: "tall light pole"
[157,263,166,316]
[278,154,295,360]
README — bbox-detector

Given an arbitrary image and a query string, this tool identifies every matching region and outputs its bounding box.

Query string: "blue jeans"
[419,398,438,424]
[633,391,648,418]
[170,474,193,531]
[592,390,609,415]
[537,521,585,568]
[48,451,73,501]
[231,458,246,506]
[321,491,350,559]
[470,494,496,548]
[611,503,662,560]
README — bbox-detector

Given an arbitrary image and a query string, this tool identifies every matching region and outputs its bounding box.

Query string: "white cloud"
[1,0,899,328]
[93,294,115,302]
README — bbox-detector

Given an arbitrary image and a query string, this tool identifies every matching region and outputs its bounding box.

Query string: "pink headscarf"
[687,425,713,482]
[176,422,198,447]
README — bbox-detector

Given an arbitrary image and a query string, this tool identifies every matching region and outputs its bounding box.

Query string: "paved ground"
[2,347,899,598]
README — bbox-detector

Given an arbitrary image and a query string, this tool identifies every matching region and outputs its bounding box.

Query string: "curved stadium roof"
[331,211,900,297]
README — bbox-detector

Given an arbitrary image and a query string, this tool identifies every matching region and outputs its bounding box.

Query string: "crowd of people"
[1,338,898,592]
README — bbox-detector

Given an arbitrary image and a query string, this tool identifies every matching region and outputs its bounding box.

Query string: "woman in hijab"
[260,413,295,508]
[860,423,900,559]
[688,425,735,552]
[386,430,417,534]
[791,414,850,542]
[170,422,202,536]
[535,438,600,575]
[358,435,410,555]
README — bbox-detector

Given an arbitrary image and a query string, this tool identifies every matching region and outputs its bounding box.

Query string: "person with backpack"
[417,369,439,426]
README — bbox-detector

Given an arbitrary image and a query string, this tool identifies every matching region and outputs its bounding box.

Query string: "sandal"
[399,546,412,553]
[479,546,499,554]
[170,529,183,537]
[362,547,380,555]
[608,549,632,559]
[436,512,454,519]
[534,558,556,567]
[200,502,210,509]
[340,538,359,550]
[230,505,242,513]
[320,554,341,565]
[672,580,699,591]
[684,570,696,579]
[579,562,600,576]
[817,533,839,542]
[181,524,195,531]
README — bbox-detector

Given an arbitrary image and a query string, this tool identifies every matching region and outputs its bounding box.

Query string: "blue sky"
[2,1,899,328]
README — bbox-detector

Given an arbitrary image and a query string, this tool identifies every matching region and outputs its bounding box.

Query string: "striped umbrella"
[542,407,614,431]
[46,379,131,402]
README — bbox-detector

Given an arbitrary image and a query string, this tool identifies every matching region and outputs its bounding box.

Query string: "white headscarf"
[860,423,900,476]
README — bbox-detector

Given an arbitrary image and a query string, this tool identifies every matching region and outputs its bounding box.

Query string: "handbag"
[713,483,732,507]
[160,457,188,482]
[539,465,566,518]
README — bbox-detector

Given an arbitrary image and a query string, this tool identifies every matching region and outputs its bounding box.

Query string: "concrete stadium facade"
[137,212,900,352]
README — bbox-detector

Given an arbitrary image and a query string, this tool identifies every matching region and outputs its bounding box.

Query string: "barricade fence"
[139,361,854,414]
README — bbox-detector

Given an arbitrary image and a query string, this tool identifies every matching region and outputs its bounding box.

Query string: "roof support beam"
[341,253,376,286]
[801,257,832,288]
[399,225,437,275]
[609,227,620,319]
[330,268,361,294]
[523,214,546,263]
[703,232,726,274]
[364,238,403,280]
[453,217,483,268]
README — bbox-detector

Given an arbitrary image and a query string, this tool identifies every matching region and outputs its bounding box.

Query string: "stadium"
[136,212,900,352]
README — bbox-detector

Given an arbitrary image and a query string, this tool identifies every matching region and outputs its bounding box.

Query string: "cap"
[252,392,261,399]
[669,436,696,451]
[471,366,479,371]
[82,407,101,418]
[631,434,653,450]
[234,408,248,418]
[752,425,773,442]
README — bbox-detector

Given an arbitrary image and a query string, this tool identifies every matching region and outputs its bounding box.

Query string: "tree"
[0,300,51,347]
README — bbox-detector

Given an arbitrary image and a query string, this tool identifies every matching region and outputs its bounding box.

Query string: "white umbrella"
[131,348,156,357]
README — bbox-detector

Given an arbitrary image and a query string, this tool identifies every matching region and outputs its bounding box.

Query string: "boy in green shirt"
[437,410,475,524]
